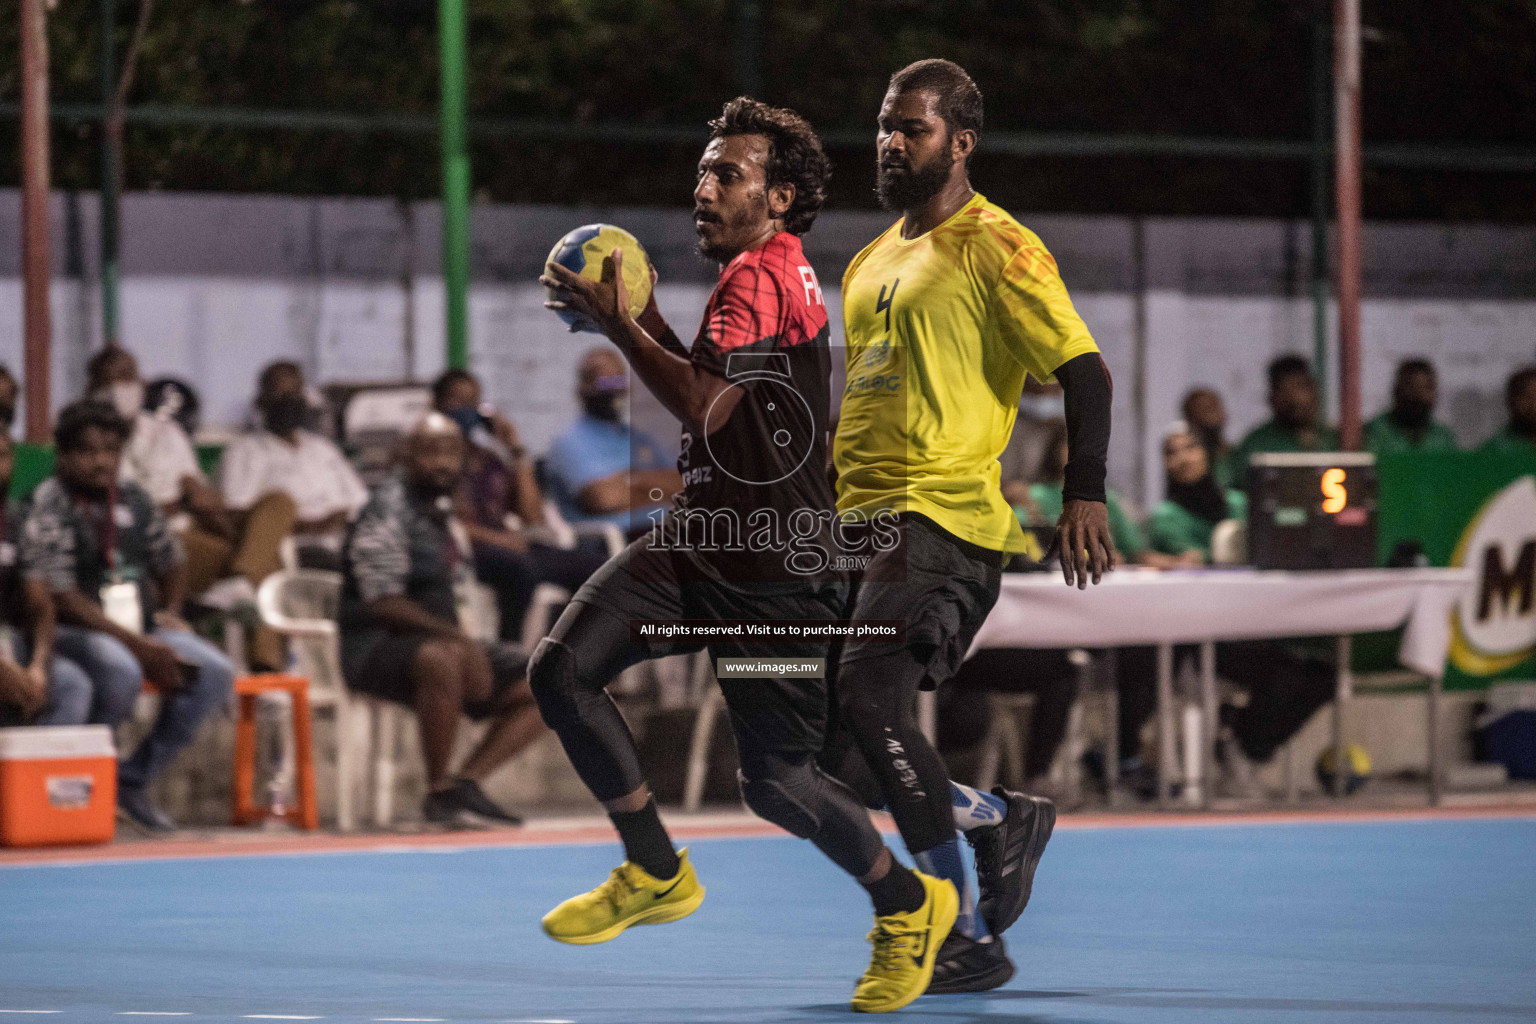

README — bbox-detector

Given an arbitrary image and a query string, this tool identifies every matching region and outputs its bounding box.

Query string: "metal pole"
[439,0,470,372]
[1310,8,1331,416]
[1156,642,1175,809]
[1332,634,1352,798]
[100,0,120,349]
[1427,670,1443,806]
[1334,0,1363,450]
[1199,640,1217,811]
[20,0,52,443]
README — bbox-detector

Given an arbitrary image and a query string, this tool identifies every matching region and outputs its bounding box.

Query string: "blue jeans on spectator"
[8,631,99,727]
[51,625,235,791]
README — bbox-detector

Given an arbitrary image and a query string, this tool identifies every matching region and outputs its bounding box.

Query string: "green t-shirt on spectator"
[1147,490,1248,561]
[1225,419,1343,483]
[1020,483,1146,559]
[1477,426,1536,457]
[1363,412,1458,456]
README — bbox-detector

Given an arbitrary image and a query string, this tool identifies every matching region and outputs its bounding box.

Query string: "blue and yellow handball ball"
[1315,743,1372,795]
[545,223,653,333]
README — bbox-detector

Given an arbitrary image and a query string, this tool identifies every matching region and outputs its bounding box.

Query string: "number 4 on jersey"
[876,279,900,333]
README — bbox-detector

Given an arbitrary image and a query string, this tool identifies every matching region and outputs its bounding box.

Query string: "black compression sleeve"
[1054,351,1113,504]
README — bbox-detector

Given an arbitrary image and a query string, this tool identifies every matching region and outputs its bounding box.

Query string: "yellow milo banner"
[1377,453,1536,689]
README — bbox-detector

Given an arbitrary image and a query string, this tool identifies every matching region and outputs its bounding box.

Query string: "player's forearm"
[156,563,188,619]
[21,580,55,668]
[54,589,139,648]
[1055,352,1112,504]
[511,460,546,526]
[612,317,721,435]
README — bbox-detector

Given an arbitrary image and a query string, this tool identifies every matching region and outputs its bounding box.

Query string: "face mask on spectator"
[263,393,310,435]
[98,380,145,421]
[444,405,483,437]
[1391,398,1433,430]
[583,392,628,423]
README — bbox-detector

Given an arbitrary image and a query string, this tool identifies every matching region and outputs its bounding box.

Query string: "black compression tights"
[820,647,956,855]
[528,601,887,878]
[528,602,650,802]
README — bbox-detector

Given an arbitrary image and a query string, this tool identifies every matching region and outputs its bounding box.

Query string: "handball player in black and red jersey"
[534,97,957,1013]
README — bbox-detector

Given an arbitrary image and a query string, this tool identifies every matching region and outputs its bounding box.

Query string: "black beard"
[876,152,953,211]
[695,195,768,263]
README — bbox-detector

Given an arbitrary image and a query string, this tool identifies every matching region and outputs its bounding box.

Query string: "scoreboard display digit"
[1247,452,1379,570]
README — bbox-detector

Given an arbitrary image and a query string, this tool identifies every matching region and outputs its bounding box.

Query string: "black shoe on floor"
[967,788,1056,935]
[422,778,523,829]
[117,786,177,834]
[925,932,1015,994]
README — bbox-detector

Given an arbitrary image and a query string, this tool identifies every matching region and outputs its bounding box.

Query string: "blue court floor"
[1,816,1534,1023]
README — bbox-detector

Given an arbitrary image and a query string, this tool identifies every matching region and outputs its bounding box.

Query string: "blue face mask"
[445,406,482,437]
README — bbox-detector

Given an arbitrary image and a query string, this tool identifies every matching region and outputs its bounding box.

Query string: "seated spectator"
[0,363,16,435]
[431,369,605,638]
[1479,365,1536,456]
[21,401,235,832]
[1116,422,1334,798]
[1227,354,1340,482]
[221,361,367,568]
[545,348,680,538]
[2,432,95,727]
[949,425,1143,806]
[1144,422,1246,567]
[87,348,296,629]
[339,414,546,828]
[1365,359,1458,455]
[1181,387,1234,488]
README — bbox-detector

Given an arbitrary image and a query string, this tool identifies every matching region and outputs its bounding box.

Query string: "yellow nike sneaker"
[851,871,959,1013]
[541,848,705,945]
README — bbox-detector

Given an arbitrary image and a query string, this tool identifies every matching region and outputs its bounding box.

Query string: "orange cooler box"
[0,726,117,847]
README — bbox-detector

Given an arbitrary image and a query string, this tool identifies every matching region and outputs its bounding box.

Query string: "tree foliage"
[3,0,1535,218]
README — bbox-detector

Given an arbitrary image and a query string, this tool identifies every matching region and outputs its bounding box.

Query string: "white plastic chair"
[256,569,407,831]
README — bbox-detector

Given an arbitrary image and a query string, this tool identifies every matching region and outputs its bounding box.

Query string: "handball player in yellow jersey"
[818,59,1118,994]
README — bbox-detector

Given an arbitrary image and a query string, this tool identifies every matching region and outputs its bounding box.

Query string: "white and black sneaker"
[967,788,1056,935]
[422,778,523,830]
[925,932,1015,994]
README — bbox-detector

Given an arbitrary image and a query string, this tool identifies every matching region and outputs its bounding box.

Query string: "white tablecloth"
[969,567,1472,677]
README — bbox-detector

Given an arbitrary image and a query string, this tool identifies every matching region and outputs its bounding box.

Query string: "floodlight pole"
[21,0,52,443]
[101,0,121,349]
[1310,8,1331,418]
[439,0,470,373]
[1334,0,1363,450]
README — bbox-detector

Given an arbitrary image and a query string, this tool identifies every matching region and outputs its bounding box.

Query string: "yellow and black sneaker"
[541,848,705,945]
[850,872,958,1013]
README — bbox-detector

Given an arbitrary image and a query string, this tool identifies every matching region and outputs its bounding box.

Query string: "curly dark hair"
[708,97,831,236]
[54,399,131,453]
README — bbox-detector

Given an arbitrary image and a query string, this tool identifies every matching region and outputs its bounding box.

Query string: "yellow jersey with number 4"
[833,192,1099,553]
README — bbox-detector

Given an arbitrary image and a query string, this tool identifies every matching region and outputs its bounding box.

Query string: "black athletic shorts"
[343,631,529,721]
[839,513,1005,690]
[566,529,849,761]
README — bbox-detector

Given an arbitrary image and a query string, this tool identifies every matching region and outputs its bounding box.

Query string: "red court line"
[2,803,1532,869]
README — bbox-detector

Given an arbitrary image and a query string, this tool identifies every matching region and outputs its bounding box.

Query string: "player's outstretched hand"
[541,248,632,339]
[1049,498,1118,589]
